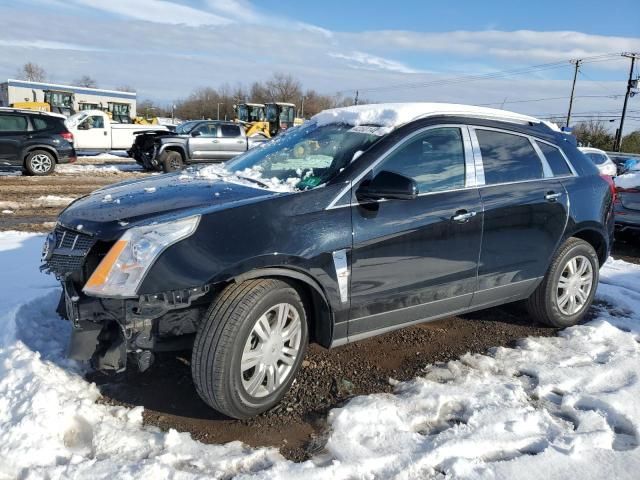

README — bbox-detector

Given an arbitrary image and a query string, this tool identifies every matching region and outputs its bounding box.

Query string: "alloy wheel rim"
[170,158,181,169]
[556,255,593,315]
[240,302,302,398]
[31,154,52,173]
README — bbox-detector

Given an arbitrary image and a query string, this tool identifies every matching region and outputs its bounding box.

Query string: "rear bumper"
[614,203,640,232]
[57,147,78,164]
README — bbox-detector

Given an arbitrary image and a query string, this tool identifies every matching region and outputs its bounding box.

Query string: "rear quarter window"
[475,129,543,184]
[537,141,572,176]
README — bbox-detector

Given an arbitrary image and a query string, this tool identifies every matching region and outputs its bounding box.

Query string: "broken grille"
[42,226,95,278]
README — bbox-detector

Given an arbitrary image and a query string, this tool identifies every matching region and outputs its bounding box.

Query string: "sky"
[0,0,639,129]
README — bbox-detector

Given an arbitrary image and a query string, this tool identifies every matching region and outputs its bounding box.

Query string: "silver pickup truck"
[130,120,267,172]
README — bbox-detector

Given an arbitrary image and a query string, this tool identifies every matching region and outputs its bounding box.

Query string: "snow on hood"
[311,102,542,129]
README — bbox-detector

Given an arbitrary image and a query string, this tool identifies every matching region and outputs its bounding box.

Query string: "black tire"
[160,151,184,173]
[191,279,308,419]
[526,238,599,327]
[24,150,55,176]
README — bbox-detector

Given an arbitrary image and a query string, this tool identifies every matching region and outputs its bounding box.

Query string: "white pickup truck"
[65,110,167,152]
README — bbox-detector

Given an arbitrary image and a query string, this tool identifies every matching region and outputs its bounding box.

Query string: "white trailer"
[0,79,137,121]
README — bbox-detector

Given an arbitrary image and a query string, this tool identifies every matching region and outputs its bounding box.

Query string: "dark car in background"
[0,108,76,175]
[42,103,614,419]
[129,120,266,173]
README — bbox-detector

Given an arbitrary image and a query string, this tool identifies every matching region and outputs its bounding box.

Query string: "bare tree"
[116,85,136,93]
[75,75,98,88]
[621,130,640,154]
[573,120,615,150]
[16,62,46,82]
[265,73,302,103]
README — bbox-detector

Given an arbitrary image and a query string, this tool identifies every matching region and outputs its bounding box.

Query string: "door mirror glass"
[357,170,418,201]
[191,130,202,137]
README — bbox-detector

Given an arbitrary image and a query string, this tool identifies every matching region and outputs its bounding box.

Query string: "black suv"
[42,104,614,419]
[0,108,76,175]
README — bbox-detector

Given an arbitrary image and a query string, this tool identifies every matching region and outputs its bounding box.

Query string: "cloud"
[0,39,106,52]
[347,29,640,64]
[70,0,232,26]
[329,51,421,74]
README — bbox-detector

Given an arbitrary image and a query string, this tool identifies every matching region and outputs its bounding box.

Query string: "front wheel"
[160,151,184,173]
[191,279,308,419]
[527,238,599,327]
[24,150,55,175]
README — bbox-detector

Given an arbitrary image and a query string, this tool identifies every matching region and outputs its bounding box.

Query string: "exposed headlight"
[83,215,200,297]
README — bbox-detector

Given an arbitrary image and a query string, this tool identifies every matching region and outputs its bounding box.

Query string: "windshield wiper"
[235,174,271,188]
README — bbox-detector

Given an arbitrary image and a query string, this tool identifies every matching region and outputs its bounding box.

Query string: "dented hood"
[57,172,277,239]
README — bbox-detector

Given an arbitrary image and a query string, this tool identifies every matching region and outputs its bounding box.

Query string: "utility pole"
[566,59,581,129]
[614,53,639,152]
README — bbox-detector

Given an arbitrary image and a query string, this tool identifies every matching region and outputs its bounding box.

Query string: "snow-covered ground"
[1,231,640,479]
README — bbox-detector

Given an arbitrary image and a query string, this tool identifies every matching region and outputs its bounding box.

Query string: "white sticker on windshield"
[348,125,391,136]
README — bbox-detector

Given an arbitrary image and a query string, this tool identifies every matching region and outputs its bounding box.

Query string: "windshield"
[175,121,200,134]
[224,122,386,190]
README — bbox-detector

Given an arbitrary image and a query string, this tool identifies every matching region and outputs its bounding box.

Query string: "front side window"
[0,114,28,132]
[476,129,543,185]
[220,125,241,137]
[375,127,466,193]
[193,123,218,137]
[537,141,572,176]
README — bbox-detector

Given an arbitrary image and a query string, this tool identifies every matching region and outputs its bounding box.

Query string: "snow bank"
[57,163,145,174]
[312,102,540,129]
[2,231,640,479]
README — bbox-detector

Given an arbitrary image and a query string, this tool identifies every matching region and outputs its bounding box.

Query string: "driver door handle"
[545,191,562,201]
[212,139,219,143]
[452,210,477,222]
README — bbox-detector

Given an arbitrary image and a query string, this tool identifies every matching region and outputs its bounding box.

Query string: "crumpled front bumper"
[60,279,209,372]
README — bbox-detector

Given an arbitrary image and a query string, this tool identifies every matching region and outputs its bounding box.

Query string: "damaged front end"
[42,217,208,373]
[129,131,169,171]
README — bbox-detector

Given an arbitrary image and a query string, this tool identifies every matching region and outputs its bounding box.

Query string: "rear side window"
[0,114,28,132]
[32,116,63,131]
[220,125,241,137]
[377,127,466,193]
[584,152,608,165]
[537,141,572,176]
[476,129,543,184]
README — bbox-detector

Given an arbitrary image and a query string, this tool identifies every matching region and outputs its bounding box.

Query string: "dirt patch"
[0,157,150,232]
[90,304,557,462]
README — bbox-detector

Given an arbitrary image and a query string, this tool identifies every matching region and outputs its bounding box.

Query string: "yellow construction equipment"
[9,101,50,112]
[234,103,271,138]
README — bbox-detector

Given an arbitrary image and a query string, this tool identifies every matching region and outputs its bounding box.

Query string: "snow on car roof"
[312,102,544,129]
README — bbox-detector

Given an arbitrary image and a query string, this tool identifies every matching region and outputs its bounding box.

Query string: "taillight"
[600,174,617,203]
[60,131,74,142]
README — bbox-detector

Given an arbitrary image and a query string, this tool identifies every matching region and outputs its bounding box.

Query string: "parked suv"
[42,103,614,419]
[129,120,266,173]
[0,108,76,175]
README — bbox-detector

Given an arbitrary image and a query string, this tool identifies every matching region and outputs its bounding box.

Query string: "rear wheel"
[24,150,55,176]
[527,238,599,327]
[191,279,308,419]
[160,151,184,173]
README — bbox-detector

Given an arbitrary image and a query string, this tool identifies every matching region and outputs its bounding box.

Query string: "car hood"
[58,171,279,239]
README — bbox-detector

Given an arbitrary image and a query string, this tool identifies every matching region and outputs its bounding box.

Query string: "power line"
[336,52,622,95]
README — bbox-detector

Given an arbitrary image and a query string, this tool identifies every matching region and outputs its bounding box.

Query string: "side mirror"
[191,130,202,137]
[356,170,418,201]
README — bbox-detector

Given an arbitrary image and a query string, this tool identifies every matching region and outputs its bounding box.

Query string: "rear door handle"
[545,191,562,201]
[451,210,477,222]
[212,139,219,143]
[236,140,244,144]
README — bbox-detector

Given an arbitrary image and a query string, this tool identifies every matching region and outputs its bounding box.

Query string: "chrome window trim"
[534,138,578,176]
[326,124,473,210]
[469,126,578,187]
[530,139,554,178]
